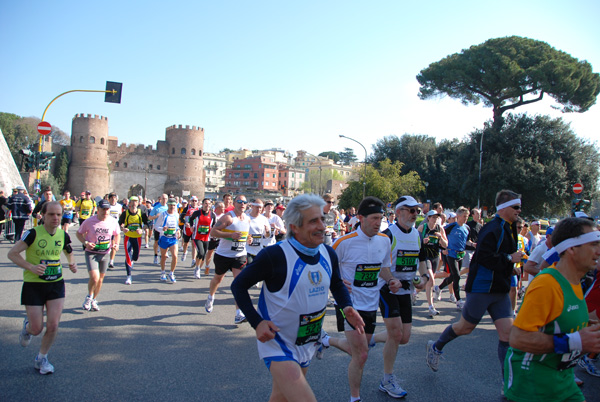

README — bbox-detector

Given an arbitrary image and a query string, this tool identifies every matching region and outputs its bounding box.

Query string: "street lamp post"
[477,131,484,209]
[339,134,367,199]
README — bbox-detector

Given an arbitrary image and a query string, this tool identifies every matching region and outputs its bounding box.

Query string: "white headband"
[554,231,600,255]
[250,203,264,207]
[496,198,521,211]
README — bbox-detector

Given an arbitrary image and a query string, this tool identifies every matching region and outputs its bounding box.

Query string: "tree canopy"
[338,147,358,165]
[318,151,340,163]
[417,36,600,129]
[369,114,600,216]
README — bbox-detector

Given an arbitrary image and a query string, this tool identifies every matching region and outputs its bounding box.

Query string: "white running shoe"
[426,340,443,372]
[144,243,149,249]
[449,294,457,303]
[91,299,100,311]
[234,313,247,324]
[194,268,201,279]
[456,300,465,310]
[411,290,418,306]
[191,260,197,268]
[82,296,92,311]
[153,255,159,265]
[316,331,329,360]
[434,285,442,301]
[19,318,31,347]
[160,272,167,281]
[428,305,440,317]
[168,273,176,283]
[205,297,214,313]
[378,375,407,398]
[34,356,54,375]
[181,252,187,262]
[125,276,132,285]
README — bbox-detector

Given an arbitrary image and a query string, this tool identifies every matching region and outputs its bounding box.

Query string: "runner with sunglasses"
[205,194,250,324]
[426,189,526,389]
[378,195,427,398]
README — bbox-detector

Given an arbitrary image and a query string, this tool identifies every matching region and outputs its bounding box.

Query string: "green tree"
[318,151,340,163]
[338,159,424,209]
[417,36,600,130]
[462,114,600,215]
[338,147,358,165]
[53,147,70,192]
[301,168,344,195]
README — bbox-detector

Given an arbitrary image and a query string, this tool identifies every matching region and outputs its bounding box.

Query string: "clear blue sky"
[1,1,599,159]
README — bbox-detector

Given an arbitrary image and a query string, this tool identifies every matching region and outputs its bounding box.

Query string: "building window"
[123,162,128,168]
[181,148,186,155]
[89,136,95,144]
[157,165,161,170]
[100,138,105,145]
[254,173,258,178]
[199,150,202,156]
[115,162,119,167]
[191,149,196,155]
[149,164,153,170]
[172,148,175,154]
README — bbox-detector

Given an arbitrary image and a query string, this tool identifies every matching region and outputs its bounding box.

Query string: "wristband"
[553,333,569,354]
[567,332,582,352]
[387,278,394,286]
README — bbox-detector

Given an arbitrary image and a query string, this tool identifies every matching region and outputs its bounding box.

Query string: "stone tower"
[164,124,205,198]
[67,114,110,196]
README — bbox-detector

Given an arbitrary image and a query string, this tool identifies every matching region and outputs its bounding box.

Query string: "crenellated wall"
[66,115,206,199]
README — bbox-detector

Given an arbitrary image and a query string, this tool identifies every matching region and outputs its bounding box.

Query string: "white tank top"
[388,224,421,295]
[215,210,250,258]
[256,240,332,364]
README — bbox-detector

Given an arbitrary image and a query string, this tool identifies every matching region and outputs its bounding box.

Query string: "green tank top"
[513,268,588,371]
[24,226,66,283]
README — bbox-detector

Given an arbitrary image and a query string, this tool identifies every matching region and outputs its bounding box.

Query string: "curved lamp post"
[339,134,367,199]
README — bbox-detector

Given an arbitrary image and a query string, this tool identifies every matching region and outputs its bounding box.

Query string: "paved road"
[1,235,598,401]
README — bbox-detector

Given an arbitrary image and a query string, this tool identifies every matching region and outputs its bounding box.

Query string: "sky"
[1,1,599,160]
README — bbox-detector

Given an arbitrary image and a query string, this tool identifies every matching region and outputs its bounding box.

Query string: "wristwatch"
[506,253,513,263]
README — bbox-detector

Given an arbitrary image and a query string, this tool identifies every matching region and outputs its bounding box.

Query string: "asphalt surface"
[1,233,598,402]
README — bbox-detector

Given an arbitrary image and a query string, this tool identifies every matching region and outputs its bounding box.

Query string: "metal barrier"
[1,212,15,242]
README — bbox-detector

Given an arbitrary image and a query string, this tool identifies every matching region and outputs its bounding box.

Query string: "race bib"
[428,235,439,245]
[128,223,140,232]
[197,225,210,235]
[82,208,91,216]
[94,239,111,251]
[231,241,245,251]
[395,250,418,272]
[296,307,326,346]
[557,351,583,370]
[164,227,176,238]
[353,264,381,288]
[250,234,261,247]
[39,259,62,281]
[456,250,466,259]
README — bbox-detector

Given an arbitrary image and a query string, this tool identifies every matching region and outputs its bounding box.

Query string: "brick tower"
[164,124,205,198]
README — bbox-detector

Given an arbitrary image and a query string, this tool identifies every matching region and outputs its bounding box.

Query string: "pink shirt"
[77,215,120,254]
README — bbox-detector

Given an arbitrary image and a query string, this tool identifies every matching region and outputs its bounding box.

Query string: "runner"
[75,190,96,227]
[188,198,217,278]
[320,196,399,401]
[205,194,250,324]
[262,200,286,249]
[59,190,76,233]
[157,198,181,283]
[148,194,168,265]
[180,196,199,264]
[107,193,123,269]
[246,198,270,264]
[118,196,148,285]
[76,199,121,311]
[231,194,364,402]
[204,201,225,275]
[418,210,448,317]
[504,217,600,401]
[7,201,77,374]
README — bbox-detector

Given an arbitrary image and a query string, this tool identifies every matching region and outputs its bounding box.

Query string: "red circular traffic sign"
[573,183,584,194]
[37,121,52,136]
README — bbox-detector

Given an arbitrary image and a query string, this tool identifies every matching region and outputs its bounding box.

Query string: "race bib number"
[231,241,245,251]
[296,307,326,346]
[197,225,210,235]
[456,251,466,259]
[427,235,439,245]
[94,239,111,251]
[82,208,91,216]
[164,227,176,238]
[353,264,381,288]
[395,250,418,272]
[250,234,261,247]
[128,223,140,232]
[39,259,62,281]
[63,211,73,219]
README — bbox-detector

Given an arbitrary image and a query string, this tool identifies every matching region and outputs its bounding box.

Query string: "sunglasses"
[511,205,522,210]
[236,200,248,204]
[326,201,335,204]
[400,207,421,214]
